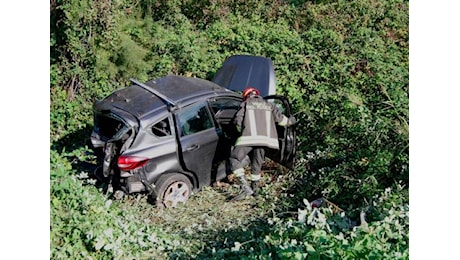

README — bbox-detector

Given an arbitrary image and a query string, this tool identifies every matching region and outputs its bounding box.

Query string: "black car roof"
[144,75,234,103]
[95,75,239,119]
[212,55,276,96]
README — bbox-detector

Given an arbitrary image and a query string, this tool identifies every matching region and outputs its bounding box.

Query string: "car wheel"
[153,173,193,208]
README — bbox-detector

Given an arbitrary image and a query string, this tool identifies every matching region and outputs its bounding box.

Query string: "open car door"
[264,95,297,170]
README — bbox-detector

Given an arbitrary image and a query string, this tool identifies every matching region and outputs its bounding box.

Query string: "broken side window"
[151,117,171,137]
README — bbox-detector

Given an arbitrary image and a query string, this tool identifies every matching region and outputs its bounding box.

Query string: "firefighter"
[230,87,296,201]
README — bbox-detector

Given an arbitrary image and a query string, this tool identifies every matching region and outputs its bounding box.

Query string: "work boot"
[232,177,253,201]
[251,181,259,197]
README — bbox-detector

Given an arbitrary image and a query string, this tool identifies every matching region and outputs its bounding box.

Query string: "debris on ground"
[310,197,344,213]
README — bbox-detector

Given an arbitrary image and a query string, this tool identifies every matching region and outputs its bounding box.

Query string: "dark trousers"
[230,146,265,181]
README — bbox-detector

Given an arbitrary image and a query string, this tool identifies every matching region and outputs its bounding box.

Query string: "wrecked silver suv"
[90,55,297,208]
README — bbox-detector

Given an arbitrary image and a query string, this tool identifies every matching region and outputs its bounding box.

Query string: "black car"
[90,55,296,208]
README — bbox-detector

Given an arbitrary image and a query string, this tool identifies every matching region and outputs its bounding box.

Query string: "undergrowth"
[51,149,408,259]
[50,0,408,258]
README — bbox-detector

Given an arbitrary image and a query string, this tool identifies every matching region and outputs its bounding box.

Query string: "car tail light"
[117,156,149,171]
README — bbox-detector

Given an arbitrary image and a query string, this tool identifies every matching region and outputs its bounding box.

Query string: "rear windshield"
[94,113,127,140]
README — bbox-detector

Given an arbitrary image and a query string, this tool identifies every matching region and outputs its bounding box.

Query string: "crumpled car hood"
[212,55,276,97]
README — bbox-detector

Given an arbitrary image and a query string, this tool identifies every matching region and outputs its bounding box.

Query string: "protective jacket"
[233,95,288,149]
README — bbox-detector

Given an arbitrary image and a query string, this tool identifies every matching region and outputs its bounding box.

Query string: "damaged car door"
[175,101,220,189]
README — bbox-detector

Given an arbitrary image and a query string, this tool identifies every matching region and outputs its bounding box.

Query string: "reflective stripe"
[248,109,257,136]
[235,135,279,149]
[265,110,271,137]
[233,168,245,177]
[249,174,261,181]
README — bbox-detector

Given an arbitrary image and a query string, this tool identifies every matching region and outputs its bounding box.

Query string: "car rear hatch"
[91,110,137,177]
[91,109,135,145]
[91,85,165,177]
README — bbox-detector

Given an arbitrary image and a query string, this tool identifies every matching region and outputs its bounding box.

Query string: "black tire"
[153,173,193,208]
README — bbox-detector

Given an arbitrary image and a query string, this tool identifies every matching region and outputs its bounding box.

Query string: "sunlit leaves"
[51,0,408,258]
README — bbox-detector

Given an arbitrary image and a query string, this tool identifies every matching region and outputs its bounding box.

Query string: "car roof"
[144,75,235,104]
[95,75,239,120]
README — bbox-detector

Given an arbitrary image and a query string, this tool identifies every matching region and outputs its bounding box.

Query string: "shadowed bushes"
[50,0,408,258]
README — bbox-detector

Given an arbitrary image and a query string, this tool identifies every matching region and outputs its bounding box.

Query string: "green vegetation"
[50,0,408,258]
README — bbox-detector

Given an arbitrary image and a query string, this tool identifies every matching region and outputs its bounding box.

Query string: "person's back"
[234,94,288,149]
[229,87,295,201]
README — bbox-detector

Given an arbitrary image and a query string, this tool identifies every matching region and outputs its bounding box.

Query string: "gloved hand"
[287,116,297,126]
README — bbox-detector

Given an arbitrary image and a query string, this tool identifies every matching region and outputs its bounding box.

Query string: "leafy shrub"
[50,149,184,259]
[50,0,408,258]
[210,183,409,259]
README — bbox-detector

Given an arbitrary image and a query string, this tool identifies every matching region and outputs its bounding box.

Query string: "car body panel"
[178,128,219,188]
[120,135,180,184]
[175,101,220,188]
[212,55,276,96]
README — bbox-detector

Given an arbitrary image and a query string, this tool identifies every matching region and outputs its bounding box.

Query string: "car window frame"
[176,101,215,137]
[148,115,174,138]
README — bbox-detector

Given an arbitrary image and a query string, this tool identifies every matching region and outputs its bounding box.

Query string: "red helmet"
[242,87,260,100]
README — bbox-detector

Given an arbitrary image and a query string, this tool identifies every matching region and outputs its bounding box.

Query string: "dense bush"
[50,0,408,258]
[50,149,189,259]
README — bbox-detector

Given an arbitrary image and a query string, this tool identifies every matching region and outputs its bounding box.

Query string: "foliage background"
[49,0,409,258]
